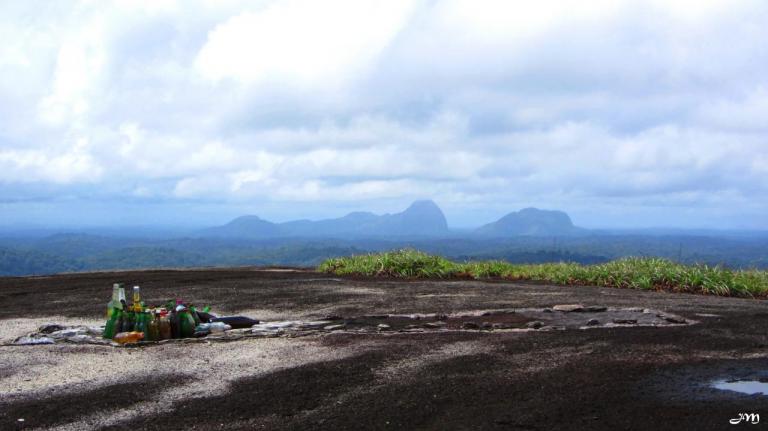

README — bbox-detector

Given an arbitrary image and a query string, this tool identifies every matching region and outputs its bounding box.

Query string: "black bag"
[211,316,260,329]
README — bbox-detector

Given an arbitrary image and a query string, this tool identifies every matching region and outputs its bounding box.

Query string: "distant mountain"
[475,208,582,237]
[201,200,450,239]
[202,215,282,239]
[376,200,449,236]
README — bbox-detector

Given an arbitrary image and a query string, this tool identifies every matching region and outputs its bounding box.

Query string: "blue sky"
[1,0,767,229]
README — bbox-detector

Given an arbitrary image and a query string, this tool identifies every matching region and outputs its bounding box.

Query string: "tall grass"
[318,249,768,298]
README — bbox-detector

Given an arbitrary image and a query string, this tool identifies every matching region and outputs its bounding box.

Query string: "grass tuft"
[318,249,768,298]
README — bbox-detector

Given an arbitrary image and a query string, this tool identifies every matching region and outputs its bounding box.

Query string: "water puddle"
[712,379,768,396]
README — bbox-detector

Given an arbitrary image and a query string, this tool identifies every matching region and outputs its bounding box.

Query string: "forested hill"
[0,233,766,277]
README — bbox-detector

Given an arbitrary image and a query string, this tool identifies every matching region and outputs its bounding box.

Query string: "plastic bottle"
[113,331,144,344]
[209,322,232,333]
[194,323,211,337]
[147,312,159,341]
[159,313,172,340]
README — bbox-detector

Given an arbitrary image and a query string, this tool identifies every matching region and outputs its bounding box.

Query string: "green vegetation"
[319,249,768,298]
[2,232,767,277]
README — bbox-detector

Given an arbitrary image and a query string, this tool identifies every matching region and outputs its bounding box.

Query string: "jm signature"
[730,413,760,425]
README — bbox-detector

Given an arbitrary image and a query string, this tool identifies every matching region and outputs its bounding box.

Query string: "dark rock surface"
[1,268,766,430]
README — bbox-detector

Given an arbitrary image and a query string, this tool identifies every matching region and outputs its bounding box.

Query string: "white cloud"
[195,0,413,89]
[0,138,103,184]
[1,0,767,228]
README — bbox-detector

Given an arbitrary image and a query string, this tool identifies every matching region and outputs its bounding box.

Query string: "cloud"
[0,0,767,228]
[195,0,413,89]
[0,138,103,184]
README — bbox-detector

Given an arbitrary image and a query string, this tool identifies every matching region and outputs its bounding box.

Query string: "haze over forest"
[1,200,767,276]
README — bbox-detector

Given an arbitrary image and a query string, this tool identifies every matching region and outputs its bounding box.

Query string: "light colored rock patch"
[0,316,102,344]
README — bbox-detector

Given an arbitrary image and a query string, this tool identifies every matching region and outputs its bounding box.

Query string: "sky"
[0,0,767,230]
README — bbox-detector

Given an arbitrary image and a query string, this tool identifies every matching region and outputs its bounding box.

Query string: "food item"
[113,331,144,344]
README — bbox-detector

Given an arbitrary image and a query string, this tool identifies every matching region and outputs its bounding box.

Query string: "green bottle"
[121,310,132,332]
[134,312,147,337]
[189,306,201,326]
[107,283,124,317]
[178,309,195,338]
[103,307,120,339]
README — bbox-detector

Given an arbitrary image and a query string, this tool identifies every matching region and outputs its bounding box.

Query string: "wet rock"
[582,306,607,313]
[526,321,544,329]
[377,324,391,331]
[553,304,584,312]
[461,322,480,329]
[587,319,600,326]
[323,324,346,331]
[613,319,637,325]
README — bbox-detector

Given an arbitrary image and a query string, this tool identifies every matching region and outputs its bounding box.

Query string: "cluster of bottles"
[102,283,210,344]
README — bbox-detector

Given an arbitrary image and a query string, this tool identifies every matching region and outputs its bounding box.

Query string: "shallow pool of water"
[712,379,768,395]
